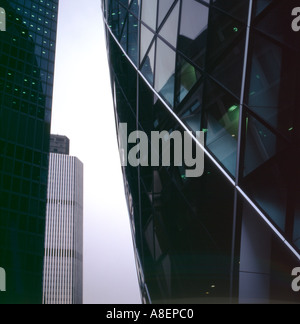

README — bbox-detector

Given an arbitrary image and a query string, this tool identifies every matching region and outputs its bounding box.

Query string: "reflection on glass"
[141,41,155,85]
[245,34,295,138]
[140,24,155,65]
[178,84,203,133]
[206,9,246,97]
[141,0,157,30]
[242,114,288,231]
[108,1,127,40]
[158,0,175,28]
[253,0,272,17]
[129,0,140,17]
[178,0,209,70]
[154,39,176,107]
[159,1,180,48]
[175,55,201,105]
[212,0,250,22]
[204,79,239,177]
[128,13,139,65]
[254,1,300,50]
[120,18,128,53]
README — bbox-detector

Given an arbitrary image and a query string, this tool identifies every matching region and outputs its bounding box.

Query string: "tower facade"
[102,0,300,303]
[43,136,83,304]
[0,0,59,304]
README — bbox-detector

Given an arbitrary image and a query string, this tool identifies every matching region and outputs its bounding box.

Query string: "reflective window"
[241,114,288,231]
[102,0,300,304]
[109,34,137,108]
[120,17,128,52]
[175,55,202,106]
[141,40,155,85]
[177,83,204,134]
[158,0,180,48]
[109,2,127,40]
[253,0,272,17]
[178,0,209,70]
[203,78,240,177]
[140,24,155,65]
[157,0,175,29]
[206,9,246,97]
[245,33,297,138]
[212,0,250,22]
[137,84,235,301]
[154,39,176,107]
[128,13,139,65]
[239,198,300,304]
[141,0,157,30]
[253,1,300,51]
[129,0,140,17]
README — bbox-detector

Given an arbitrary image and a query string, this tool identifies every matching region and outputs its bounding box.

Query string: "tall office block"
[0,0,59,303]
[43,138,83,304]
[102,0,300,303]
[49,135,70,155]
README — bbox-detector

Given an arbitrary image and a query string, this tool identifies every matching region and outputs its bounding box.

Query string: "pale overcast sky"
[50,0,141,304]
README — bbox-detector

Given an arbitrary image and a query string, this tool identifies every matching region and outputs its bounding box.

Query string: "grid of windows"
[43,153,83,305]
[103,0,300,303]
[0,0,58,304]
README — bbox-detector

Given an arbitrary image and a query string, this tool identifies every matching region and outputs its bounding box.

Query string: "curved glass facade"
[0,0,58,304]
[102,0,300,303]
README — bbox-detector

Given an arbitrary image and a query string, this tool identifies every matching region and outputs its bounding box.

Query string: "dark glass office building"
[0,0,59,303]
[102,0,300,303]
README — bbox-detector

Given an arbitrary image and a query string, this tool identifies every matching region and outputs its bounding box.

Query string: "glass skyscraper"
[102,0,300,303]
[0,0,58,303]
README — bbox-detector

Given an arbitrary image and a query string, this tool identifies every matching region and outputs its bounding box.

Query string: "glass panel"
[141,0,157,30]
[177,83,204,134]
[241,114,289,231]
[212,0,250,22]
[178,0,209,70]
[206,9,246,97]
[137,89,236,301]
[108,1,127,40]
[109,34,137,108]
[157,0,175,28]
[129,0,140,17]
[140,24,155,65]
[253,1,300,51]
[253,0,272,17]
[120,17,128,52]
[119,0,129,8]
[203,79,240,177]
[159,1,180,48]
[175,55,202,106]
[154,39,176,107]
[141,40,155,85]
[128,13,139,65]
[245,33,297,138]
[239,198,300,304]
